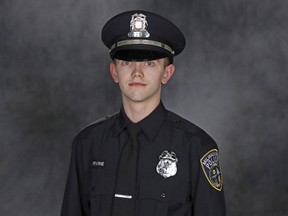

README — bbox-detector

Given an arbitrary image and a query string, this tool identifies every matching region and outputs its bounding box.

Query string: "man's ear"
[110,62,119,83]
[162,64,175,84]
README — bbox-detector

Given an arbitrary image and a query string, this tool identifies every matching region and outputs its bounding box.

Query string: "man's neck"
[122,100,160,123]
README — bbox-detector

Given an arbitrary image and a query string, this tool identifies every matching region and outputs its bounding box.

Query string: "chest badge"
[156,150,178,178]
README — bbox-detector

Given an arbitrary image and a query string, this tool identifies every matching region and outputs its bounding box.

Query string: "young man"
[61,10,226,216]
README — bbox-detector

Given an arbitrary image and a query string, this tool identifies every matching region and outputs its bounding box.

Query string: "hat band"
[110,39,175,55]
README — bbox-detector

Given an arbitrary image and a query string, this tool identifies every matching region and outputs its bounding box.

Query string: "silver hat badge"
[128,13,150,38]
[156,151,178,178]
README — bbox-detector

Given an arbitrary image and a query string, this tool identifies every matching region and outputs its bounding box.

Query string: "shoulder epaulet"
[167,111,216,147]
[85,111,119,128]
[167,111,200,132]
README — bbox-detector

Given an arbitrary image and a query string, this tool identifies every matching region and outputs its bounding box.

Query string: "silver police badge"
[128,13,150,38]
[200,149,223,191]
[156,151,178,178]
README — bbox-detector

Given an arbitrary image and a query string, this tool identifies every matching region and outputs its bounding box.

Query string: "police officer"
[61,10,226,216]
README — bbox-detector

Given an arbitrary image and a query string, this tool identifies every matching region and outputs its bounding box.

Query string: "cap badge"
[156,150,178,178]
[128,13,150,38]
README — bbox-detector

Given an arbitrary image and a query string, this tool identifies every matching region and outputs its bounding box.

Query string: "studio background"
[1,0,287,215]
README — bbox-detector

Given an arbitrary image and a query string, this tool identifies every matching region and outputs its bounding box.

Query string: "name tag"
[91,160,105,167]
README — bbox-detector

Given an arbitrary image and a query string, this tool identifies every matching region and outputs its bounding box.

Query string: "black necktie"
[112,123,140,216]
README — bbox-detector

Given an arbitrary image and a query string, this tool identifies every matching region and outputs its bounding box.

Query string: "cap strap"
[110,39,175,55]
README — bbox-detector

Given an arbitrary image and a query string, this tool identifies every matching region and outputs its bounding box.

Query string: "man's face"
[110,58,175,105]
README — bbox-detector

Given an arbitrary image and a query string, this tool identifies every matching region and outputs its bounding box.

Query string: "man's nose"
[131,62,143,77]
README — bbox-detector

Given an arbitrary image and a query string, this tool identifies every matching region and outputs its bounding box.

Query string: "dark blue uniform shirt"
[61,102,226,216]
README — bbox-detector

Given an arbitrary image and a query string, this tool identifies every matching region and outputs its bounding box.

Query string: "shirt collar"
[113,101,167,142]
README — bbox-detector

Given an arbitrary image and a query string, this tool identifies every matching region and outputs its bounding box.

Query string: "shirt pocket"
[137,176,189,216]
[89,170,115,216]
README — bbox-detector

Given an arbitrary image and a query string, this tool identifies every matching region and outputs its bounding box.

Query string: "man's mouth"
[129,82,146,87]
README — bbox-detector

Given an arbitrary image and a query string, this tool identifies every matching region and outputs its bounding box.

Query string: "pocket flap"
[139,176,189,203]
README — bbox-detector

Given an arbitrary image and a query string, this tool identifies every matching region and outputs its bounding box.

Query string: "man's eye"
[121,61,131,66]
[145,61,154,67]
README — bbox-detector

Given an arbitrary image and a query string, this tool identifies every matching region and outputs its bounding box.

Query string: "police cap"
[101,10,186,62]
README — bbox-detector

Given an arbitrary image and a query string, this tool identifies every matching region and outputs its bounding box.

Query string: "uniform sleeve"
[191,131,226,216]
[60,137,89,216]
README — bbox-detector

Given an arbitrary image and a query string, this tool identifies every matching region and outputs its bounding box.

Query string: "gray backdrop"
[1,0,287,215]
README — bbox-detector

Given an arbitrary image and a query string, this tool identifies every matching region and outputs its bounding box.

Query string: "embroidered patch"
[156,151,178,178]
[200,149,223,191]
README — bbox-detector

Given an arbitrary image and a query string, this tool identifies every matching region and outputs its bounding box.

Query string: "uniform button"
[161,193,166,198]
